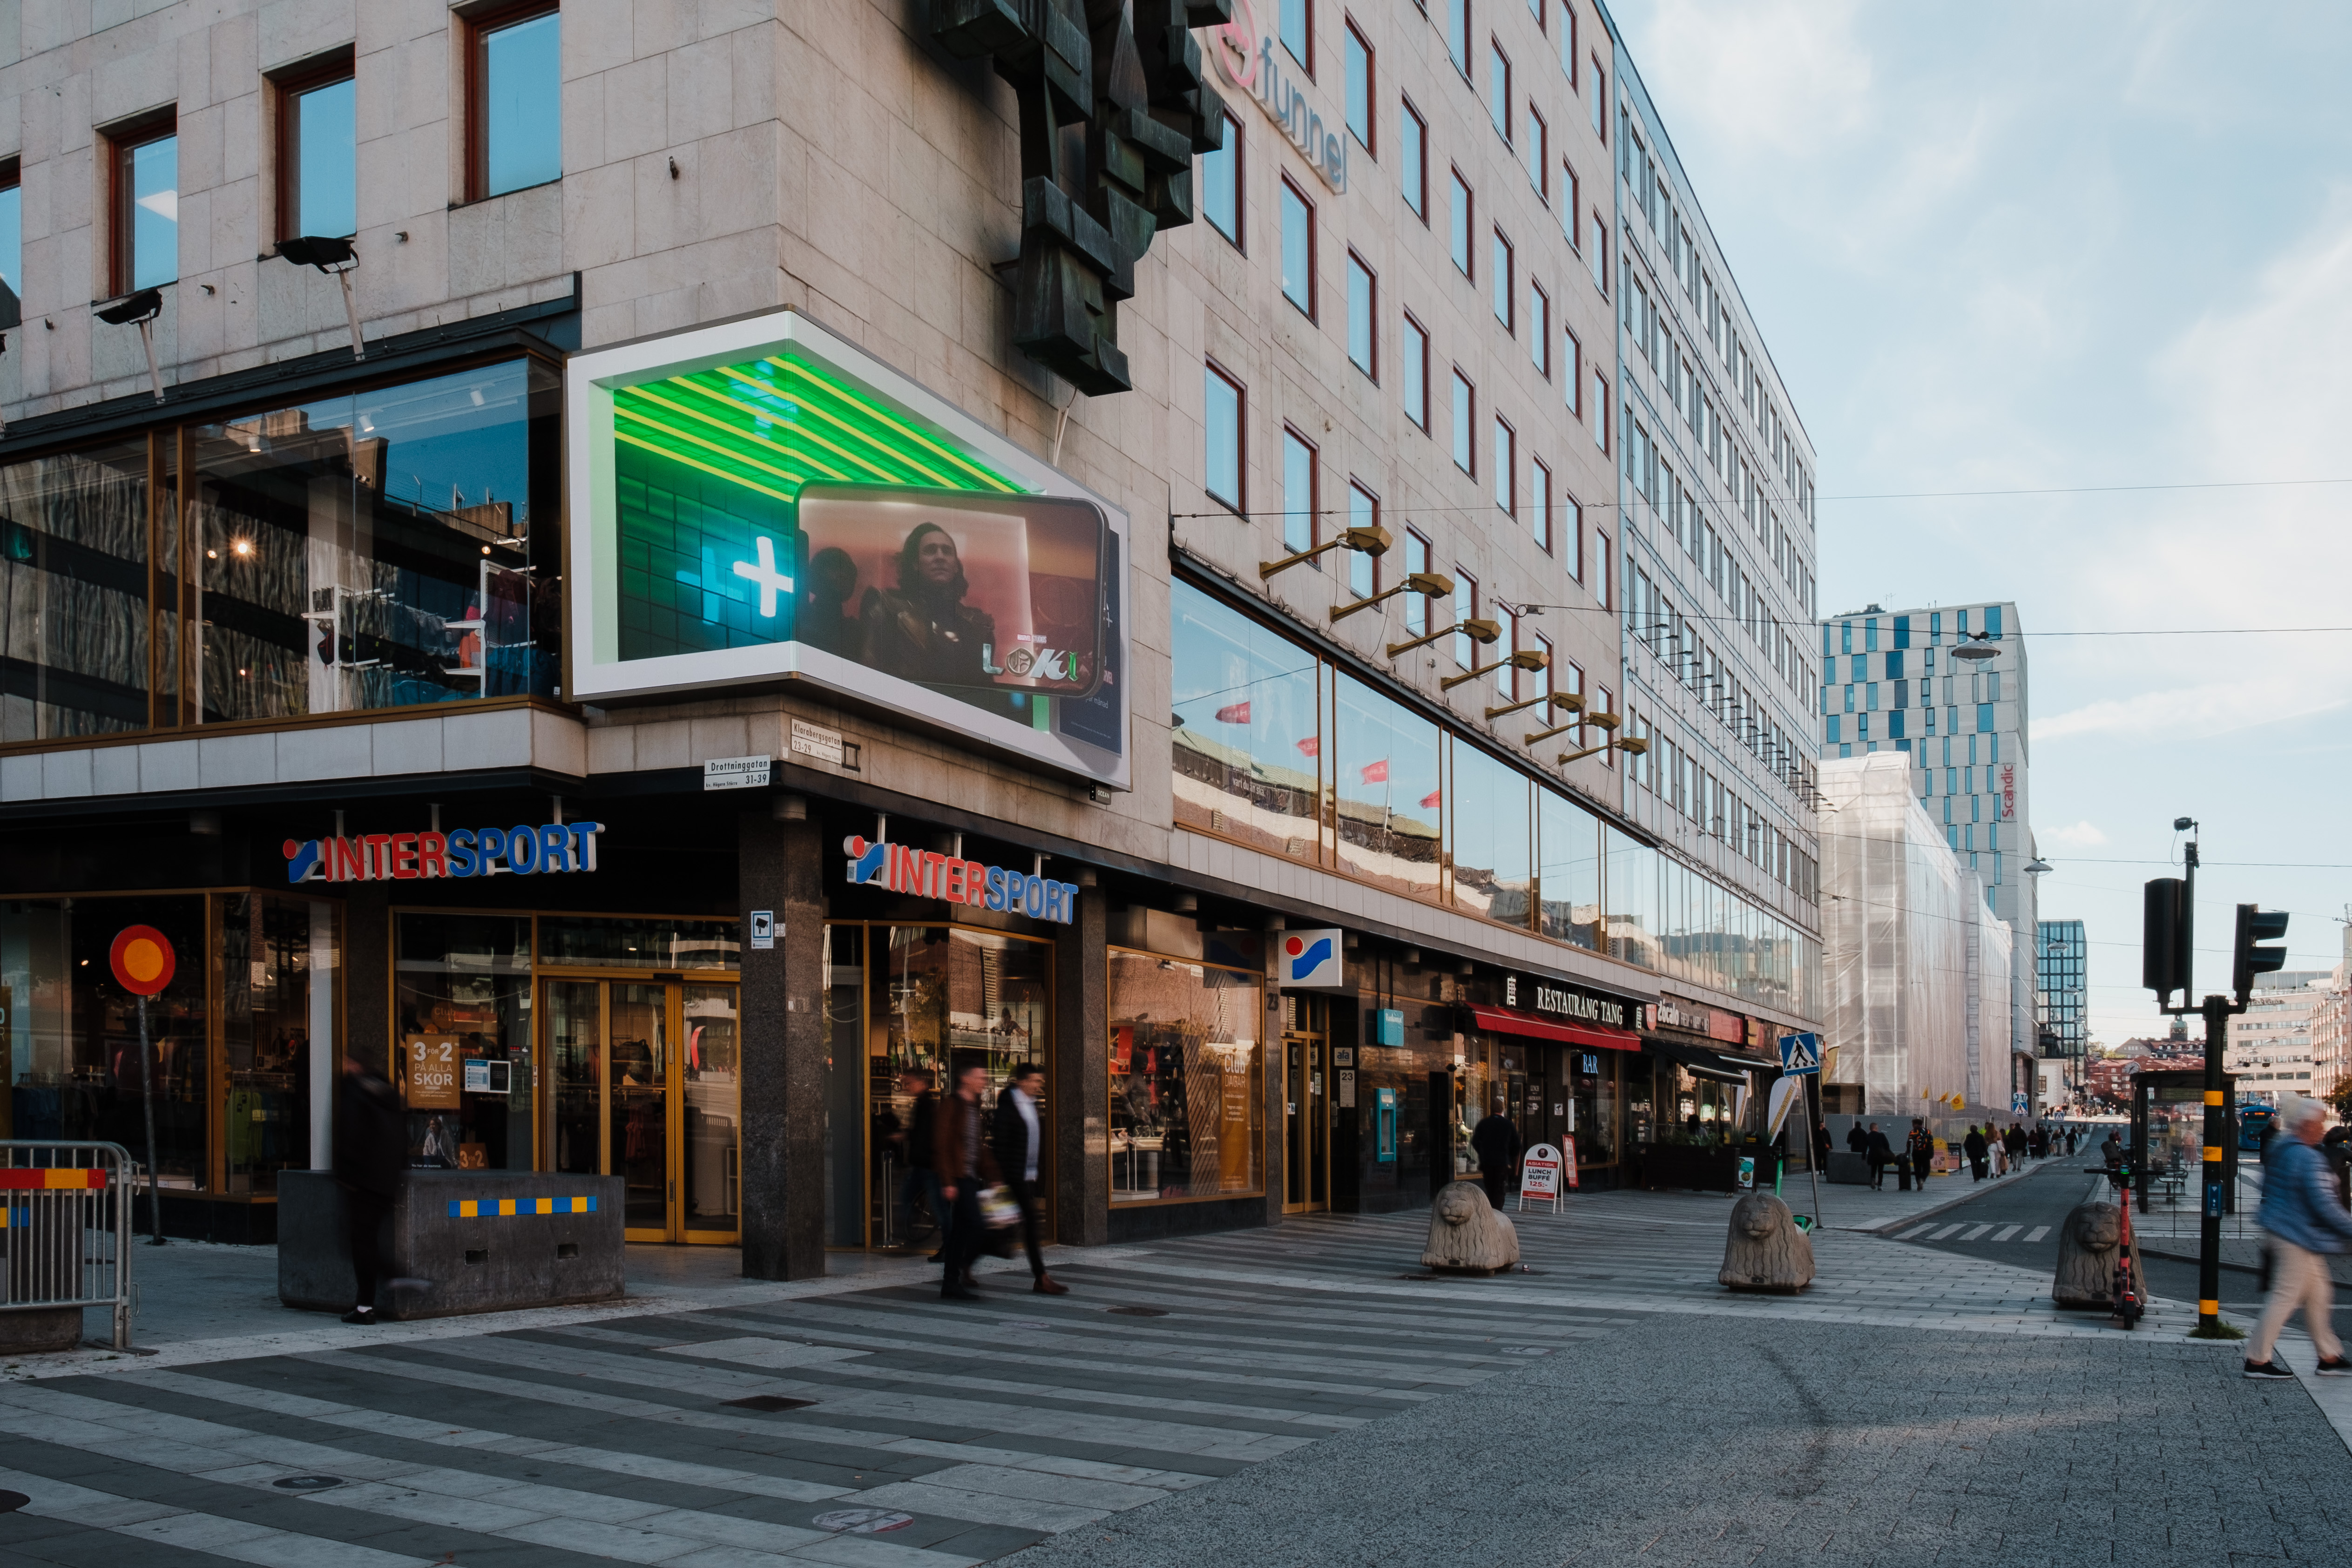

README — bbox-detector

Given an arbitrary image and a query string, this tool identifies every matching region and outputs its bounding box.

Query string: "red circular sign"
[109,926,176,996]
[1285,936,1304,957]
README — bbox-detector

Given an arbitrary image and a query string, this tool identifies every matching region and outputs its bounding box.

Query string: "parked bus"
[2239,1103,2277,1152]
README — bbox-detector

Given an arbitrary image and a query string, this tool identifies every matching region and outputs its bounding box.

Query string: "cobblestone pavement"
[1,1187,2344,1568]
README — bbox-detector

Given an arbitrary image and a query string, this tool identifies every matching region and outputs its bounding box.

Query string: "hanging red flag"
[1360,759,1389,783]
[1297,737,1320,757]
[1420,789,1442,809]
[1214,701,1251,723]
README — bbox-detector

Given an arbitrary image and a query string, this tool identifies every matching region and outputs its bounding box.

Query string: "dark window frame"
[1204,358,1248,515]
[1343,15,1375,153]
[1281,423,1320,552]
[1345,247,1378,380]
[1204,108,1245,250]
[105,108,178,299]
[1401,96,1430,221]
[270,48,358,246]
[1402,309,1431,430]
[465,0,561,205]
[1278,174,1318,319]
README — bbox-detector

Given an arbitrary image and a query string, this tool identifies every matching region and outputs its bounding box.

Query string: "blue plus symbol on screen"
[731,536,794,618]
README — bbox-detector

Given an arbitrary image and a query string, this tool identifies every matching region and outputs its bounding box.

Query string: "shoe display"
[2243,1359,2295,1379]
[1033,1274,1069,1295]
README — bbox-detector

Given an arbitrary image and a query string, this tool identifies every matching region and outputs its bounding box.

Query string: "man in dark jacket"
[2005,1123,2029,1170]
[1865,1123,1893,1190]
[1470,1101,1521,1212]
[935,1062,1002,1302]
[333,1053,405,1324]
[1906,1120,1935,1190]
[1846,1122,1869,1155]
[989,1063,1067,1294]
[1812,1117,1832,1174]
[1963,1125,1990,1182]
[890,1069,944,1257]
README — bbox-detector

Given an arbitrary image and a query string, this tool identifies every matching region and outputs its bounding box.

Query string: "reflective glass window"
[1108,950,1264,1203]
[1538,788,1600,948]
[1605,825,1659,969]
[1331,671,1441,899]
[475,6,561,198]
[1450,742,1529,926]
[1170,580,1322,858]
[393,912,532,1169]
[0,440,154,741]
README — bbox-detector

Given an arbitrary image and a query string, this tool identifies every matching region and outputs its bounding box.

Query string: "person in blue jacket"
[2244,1097,2352,1379]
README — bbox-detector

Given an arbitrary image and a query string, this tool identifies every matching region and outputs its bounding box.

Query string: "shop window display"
[0,895,208,1183]
[394,912,533,1169]
[1108,950,1263,1202]
[218,893,335,1193]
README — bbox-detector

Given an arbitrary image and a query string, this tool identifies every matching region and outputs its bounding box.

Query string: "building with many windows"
[0,0,1822,1262]
[2037,918,2087,1060]
[2228,971,2331,1107]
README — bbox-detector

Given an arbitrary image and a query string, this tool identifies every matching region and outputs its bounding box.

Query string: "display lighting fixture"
[1331,569,1454,624]
[611,351,1022,507]
[1441,646,1548,692]
[1390,615,1497,661]
[95,288,166,402]
[1486,688,1580,722]
[1521,695,1589,745]
[1259,523,1391,581]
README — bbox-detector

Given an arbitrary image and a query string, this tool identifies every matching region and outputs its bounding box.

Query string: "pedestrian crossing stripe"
[0,1167,107,1190]
[446,1196,599,1217]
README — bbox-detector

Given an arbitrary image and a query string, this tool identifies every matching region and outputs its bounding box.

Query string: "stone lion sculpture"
[1718,1189,1814,1293]
[2052,1200,2140,1308]
[1422,1180,1521,1274]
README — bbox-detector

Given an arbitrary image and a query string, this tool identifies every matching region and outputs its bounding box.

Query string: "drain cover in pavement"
[722,1395,813,1412]
[271,1476,342,1492]
[0,1490,27,1514]
[813,1508,914,1534]
[1107,1305,1168,1317]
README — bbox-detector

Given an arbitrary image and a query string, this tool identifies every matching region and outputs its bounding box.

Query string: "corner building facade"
[0,0,1819,1264]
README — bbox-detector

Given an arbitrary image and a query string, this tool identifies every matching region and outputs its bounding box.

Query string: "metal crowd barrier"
[1,1141,135,1350]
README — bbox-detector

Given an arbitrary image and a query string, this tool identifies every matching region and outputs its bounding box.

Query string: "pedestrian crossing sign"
[1778,1032,1820,1075]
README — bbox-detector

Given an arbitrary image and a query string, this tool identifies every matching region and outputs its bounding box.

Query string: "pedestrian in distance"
[2245,1098,2352,1379]
[1865,1122,1892,1190]
[1907,1119,1935,1190]
[333,1052,406,1325]
[1471,1099,1522,1213]
[892,1068,945,1256]
[934,1062,1002,1302]
[989,1061,1067,1296]
[2006,1123,2029,1171]
[2323,1124,2352,1210]
[1846,1121,1869,1155]
[2102,1131,2124,1172]
[1813,1115,1832,1175]
[1964,1124,1991,1182]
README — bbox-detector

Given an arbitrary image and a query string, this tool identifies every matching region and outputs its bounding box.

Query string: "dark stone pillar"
[740,806,827,1279]
[1053,878,1109,1246]
[345,884,391,1074]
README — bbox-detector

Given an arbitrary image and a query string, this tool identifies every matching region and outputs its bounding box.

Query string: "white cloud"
[1631,0,1874,161]
[2037,683,2346,743]
[2041,820,2108,849]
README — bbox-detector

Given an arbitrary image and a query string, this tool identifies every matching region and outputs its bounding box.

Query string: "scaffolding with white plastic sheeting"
[1819,754,2014,1128]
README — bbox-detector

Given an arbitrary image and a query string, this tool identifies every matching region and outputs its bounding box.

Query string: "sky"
[1610,0,2352,1048]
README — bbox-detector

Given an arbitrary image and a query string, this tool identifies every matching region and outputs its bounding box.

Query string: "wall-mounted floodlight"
[1261,522,1389,581]
[1487,688,1581,722]
[1332,569,1453,624]
[1557,733,1646,767]
[1441,646,1548,692]
[278,236,365,360]
[1391,615,1496,661]
[95,288,166,402]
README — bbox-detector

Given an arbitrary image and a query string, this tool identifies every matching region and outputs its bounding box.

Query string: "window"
[1594,530,1610,609]
[1593,371,1609,452]
[1565,327,1581,412]
[1530,281,1550,374]
[276,56,357,243]
[1446,0,1469,73]
[1590,61,1605,136]
[1402,312,1430,428]
[1527,107,1548,199]
[109,114,179,294]
[1494,601,1520,697]
[1530,458,1551,551]
[1597,686,1615,764]
[1564,164,1581,241]
[1453,571,1479,666]
[1201,110,1243,246]
[1451,370,1475,473]
[1406,529,1432,633]
[1589,210,1607,292]
[1449,170,1473,275]
[1488,43,1512,140]
[1401,99,1428,218]
[1204,362,1244,511]
[1108,949,1264,1206]
[1279,178,1315,316]
[1282,428,1318,554]
[468,1,562,201]
[1348,483,1379,595]
[1345,20,1374,150]
[1491,230,1514,328]
[1564,491,1583,580]
[0,162,20,318]
[1281,0,1312,72]
[1346,251,1376,377]
[1493,418,1514,515]
[1560,5,1576,86]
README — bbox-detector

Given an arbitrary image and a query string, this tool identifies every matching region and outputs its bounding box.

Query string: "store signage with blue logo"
[284,822,605,883]
[843,834,1080,924]
[1279,928,1347,990]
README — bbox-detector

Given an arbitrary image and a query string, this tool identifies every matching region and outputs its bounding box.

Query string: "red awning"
[1465,1004,1643,1052]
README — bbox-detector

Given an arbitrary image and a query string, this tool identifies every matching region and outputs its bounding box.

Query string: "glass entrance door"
[541,977,739,1243]
[1283,995,1328,1212]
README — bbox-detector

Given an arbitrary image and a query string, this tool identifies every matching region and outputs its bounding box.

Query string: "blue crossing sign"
[1777,1032,1821,1075]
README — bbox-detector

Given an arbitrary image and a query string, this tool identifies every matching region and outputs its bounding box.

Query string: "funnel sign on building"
[1279,928,1346,989]
[1212,0,1349,191]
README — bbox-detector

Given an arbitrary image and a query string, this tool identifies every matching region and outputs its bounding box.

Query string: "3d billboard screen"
[568,311,1129,787]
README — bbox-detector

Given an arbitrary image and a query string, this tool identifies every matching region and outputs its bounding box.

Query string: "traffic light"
[2142,877,2189,1003]
[2232,903,2290,1002]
